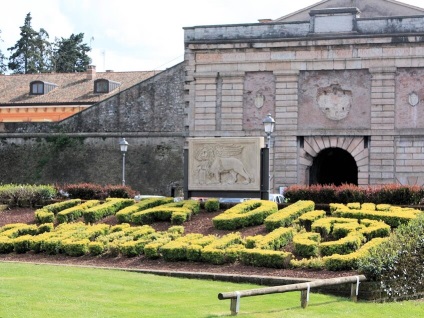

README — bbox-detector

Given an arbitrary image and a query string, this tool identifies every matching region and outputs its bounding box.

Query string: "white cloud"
[1,0,424,72]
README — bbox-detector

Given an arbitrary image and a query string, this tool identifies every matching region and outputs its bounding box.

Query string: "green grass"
[0,262,423,318]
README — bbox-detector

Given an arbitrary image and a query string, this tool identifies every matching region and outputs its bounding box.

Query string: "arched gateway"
[310,148,358,186]
[299,136,369,186]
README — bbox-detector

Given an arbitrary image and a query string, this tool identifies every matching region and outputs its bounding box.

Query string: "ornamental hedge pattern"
[0,199,422,271]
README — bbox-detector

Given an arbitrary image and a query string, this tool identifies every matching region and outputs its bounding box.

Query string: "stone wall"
[184,11,424,190]
[0,63,186,196]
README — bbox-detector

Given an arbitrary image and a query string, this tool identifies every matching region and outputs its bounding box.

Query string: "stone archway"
[310,148,358,185]
[299,136,369,186]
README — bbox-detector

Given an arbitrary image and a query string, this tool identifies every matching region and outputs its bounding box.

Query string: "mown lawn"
[0,262,423,318]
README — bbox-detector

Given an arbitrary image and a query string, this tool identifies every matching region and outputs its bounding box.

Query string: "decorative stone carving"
[408,92,419,107]
[254,93,265,109]
[317,84,353,120]
[188,137,263,191]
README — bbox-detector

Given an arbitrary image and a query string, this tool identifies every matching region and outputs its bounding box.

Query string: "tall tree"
[0,30,7,74]
[8,12,51,74]
[53,33,91,73]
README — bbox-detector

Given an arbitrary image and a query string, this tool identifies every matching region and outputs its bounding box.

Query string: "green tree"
[53,33,91,73]
[0,30,7,74]
[8,12,51,74]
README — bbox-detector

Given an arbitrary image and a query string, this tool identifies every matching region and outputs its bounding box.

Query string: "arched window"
[30,81,58,95]
[94,79,121,94]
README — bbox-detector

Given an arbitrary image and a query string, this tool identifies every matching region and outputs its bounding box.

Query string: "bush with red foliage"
[60,183,136,200]
[284,184,424,205]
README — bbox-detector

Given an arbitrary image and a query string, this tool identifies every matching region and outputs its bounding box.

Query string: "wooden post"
[300,289,309,308]
[230,298,238,315]
[351,283,358,302]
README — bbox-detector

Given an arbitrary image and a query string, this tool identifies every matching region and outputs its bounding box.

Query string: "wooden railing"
[218,274,367,315]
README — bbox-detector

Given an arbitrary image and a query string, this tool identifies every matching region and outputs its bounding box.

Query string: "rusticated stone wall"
[0,63,186,196]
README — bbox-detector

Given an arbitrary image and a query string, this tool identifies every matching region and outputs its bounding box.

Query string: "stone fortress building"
[2,0,424,195]
[184,0,424,192]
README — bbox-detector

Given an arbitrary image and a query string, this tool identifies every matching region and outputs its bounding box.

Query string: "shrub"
[331,204,419,228]
[56,200,100,224]
[284,184,424,205]
[62,239,89,256]
[0,237,14,253]
[131,200,199,225]
[34,209,55,224]
[13,235,33,253]
[83,198,134,223]
[103,184,136,198]
[293,232,321,258]
[264,200,314,231]
[204,198,220,212]
[319,232,364,256]
[0,184,57,207]
[212,200,277,230]
[358,213,424,299]
[88,242,105,256]
[246,227,294,250]
[298,210,326,231]
[62,183,105,200]
[240,249,293,268]
[201,233,244,265]
[116,197,173,223]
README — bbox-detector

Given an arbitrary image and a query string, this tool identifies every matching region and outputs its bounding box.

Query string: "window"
[95,80,109,93]
[29,81,57,95]
[31,82,44,95]
[94,79,121,94]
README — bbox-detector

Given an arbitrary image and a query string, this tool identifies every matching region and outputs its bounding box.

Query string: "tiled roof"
[0,69,160,105]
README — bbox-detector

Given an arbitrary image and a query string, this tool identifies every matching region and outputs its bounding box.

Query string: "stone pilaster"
[273,71,300,188]
[369,67,396,184]
[220,72,245,132]
[192,72,218,132]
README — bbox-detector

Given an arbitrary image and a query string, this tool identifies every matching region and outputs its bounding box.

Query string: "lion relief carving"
[193,144,253,185]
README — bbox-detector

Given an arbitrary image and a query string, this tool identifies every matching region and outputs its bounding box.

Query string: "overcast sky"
[0,0,423,73]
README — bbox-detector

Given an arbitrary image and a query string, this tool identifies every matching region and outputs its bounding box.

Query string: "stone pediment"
[273,0,424,22]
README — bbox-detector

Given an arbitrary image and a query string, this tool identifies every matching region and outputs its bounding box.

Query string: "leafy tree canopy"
[53,33,91,73]
[7,12,52,74]
[0,30,7,74]
[6,12,91,74]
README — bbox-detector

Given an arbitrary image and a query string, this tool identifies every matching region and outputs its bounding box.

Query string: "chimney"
[86,65,96,80]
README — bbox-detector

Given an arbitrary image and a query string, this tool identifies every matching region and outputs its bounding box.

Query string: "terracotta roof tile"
[0,70,160,105]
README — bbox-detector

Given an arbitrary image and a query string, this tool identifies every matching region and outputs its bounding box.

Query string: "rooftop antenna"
[102,50,106,71]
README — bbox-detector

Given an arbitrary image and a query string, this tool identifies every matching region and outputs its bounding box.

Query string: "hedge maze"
[0,198,422,271]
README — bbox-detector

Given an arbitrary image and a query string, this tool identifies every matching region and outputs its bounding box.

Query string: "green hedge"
[331,204,420,227]
[56,200,100,224]
[131,200,199,225]
[115,197,174,223]
[240,249,293,268]
[212,200,277,230]
[264,200,315,231]
[83,198,134,223]
[293,232,321,258]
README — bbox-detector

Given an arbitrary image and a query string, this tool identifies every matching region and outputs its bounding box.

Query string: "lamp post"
[263,113,275,148]
[119,138,129,186]
[262,113,275,200]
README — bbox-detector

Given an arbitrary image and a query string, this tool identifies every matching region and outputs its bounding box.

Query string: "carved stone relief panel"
[396,68,424,129]
[188,137,264,191]
[298,70,371,130]
[243,72,275,130]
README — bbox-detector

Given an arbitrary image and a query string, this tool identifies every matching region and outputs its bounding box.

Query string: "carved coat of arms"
[408,92,419,107]
[317,84,353,120]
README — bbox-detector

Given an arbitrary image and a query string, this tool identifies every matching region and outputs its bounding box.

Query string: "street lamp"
[261,114,275,200]
[263,113,275,148]
[119,138,129,186]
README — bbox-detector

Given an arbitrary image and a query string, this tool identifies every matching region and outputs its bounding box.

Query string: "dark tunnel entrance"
[309,148,358,186]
